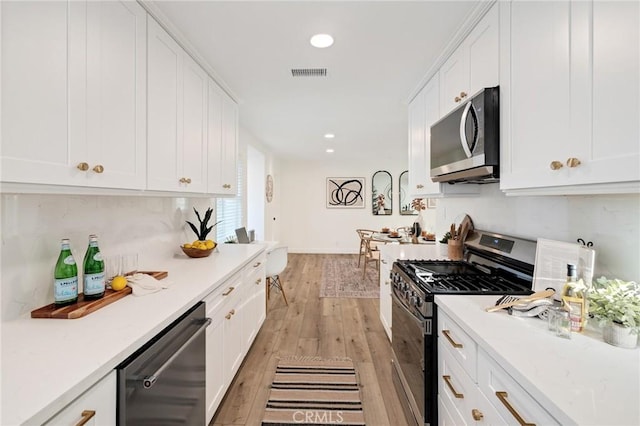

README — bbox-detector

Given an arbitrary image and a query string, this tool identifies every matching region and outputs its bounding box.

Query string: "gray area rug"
[320,255,379,298]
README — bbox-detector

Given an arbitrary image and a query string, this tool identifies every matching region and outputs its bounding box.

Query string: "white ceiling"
[153,1,480,161]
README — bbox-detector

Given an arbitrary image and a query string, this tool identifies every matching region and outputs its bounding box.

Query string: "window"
[216,159,244,241]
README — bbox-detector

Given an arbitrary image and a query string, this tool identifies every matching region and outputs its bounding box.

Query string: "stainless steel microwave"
[430,86,499,183]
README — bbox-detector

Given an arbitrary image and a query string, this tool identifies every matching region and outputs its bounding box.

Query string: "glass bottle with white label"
[83,234,105,299]
[54,239,78,305]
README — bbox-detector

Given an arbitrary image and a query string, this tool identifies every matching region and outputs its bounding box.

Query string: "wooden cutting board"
[31,271,167,319]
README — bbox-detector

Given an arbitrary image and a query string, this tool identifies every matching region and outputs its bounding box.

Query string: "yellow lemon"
[205,240,215,249]
[111,275,128,291]
[183,243,192,249]
[192,239,201,246]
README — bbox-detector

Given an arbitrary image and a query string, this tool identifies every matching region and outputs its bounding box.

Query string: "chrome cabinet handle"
[550,161,563,170]
[442,329,463,348]
[442,375,463,398]
[495,391,535,426]
[75,410,96,426]
[77,162,89,171]
[222,286,235,296]
[92,165,104,174]
[142,318,212,389]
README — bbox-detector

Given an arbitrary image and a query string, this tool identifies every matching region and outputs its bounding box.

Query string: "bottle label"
[63,255,76,266]
[93,252,103,262]
[54,277,78,302]
[562,296,586,332]
[84,272,105,296]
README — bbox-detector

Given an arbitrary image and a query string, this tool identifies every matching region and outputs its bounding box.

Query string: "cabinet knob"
[225,313,232,320]
[76,410,96,426]
[255,278,262,285]
[566,157,581,168]
[92,165,104,174]
[454,96,461,102]
[223,184,232,189]
[416,184,424,189]
[471,409,484,421]
[179,177,191,184]
[460,91,468,98]
[77,162,89,171]
[549,161,563,170]
[186,177,192,184]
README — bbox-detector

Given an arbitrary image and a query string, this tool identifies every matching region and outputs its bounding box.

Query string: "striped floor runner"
[262,357,365,425]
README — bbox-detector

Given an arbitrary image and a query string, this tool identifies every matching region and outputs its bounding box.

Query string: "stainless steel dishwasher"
[117,302,211,425]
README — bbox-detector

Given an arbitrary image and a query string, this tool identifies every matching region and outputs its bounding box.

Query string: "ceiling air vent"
[291,68,327,77]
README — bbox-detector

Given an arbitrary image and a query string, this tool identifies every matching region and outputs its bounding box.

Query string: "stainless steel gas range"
[390,230,537,426]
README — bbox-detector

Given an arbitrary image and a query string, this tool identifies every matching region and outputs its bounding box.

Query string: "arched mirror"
[399,170,417,215]
[372,170,392,215]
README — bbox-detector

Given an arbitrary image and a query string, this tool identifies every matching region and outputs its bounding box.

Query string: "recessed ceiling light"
[324,133,335,139]
[326,148,335,153]
[310,34,334,48]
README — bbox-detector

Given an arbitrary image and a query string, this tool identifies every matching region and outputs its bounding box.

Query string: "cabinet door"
[205,312,225,423]
[1,1,75,185]
[207,81,238,195]
[440,48,469,115]
[379,255,392,341]
[147,18,183,191]
[43,371,116,426]
[84,0,147,189]
[408,87,428,195]
[500,1,575,190]
[572,0,640,186]
[467,3,499,96]
[181,55,208,192]
[221,92,239,195]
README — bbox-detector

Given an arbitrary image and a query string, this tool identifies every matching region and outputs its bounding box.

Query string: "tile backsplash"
[1,194,214,321]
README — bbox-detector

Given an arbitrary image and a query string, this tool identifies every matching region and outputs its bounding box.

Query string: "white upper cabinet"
[2,1,147,189]
[147,18,207,193]
[207,81,238,195]
[500,0,640,194]
[440,3,499,116]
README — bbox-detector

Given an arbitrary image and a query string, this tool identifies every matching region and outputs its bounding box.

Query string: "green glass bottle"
[54,238,78,305]
[83,234,105,299]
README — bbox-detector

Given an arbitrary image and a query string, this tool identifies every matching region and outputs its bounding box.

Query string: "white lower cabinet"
[438,311,559,425]
[43,371,116,426]
[379,254,392,341]
[204,253,266,423]
[242,254,266,351]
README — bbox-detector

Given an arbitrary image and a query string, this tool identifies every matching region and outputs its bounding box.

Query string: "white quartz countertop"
[379,242,445,261]
[435,295,640,426]
[1,243,266,425]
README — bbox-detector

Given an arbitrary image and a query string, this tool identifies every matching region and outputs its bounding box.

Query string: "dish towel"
[127,273,172,296]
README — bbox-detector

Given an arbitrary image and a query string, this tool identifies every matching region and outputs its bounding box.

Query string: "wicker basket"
[180,246,214,258]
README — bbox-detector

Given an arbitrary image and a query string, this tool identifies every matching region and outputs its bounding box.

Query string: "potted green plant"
[588,277,640,348]
[437,231,451,257]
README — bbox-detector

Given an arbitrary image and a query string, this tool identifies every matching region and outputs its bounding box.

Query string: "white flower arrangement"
[589,277,640,333]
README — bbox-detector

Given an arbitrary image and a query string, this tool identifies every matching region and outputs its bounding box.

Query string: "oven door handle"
[391,292,427,334]
[142,317,212,389]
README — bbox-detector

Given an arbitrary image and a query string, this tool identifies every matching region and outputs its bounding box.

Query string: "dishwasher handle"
[143,317,212,389]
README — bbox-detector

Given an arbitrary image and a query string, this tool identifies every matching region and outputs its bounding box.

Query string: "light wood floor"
[210,253,410,426]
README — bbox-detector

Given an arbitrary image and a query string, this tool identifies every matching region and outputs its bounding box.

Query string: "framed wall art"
[326,177,365,208]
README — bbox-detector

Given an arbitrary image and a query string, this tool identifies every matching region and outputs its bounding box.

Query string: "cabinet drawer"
[204,272,243,316]
[244,254,266,287]
[43,371,116,425]
[438,312,477,380]
[439,342,475,425]
[478,348,559,426]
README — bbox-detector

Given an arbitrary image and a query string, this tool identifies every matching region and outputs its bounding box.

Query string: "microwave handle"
[459,101,477,158]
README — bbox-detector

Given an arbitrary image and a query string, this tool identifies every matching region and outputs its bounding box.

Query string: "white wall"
[436,185,640,281]
[278,158,429,253]
[1,194,214,321]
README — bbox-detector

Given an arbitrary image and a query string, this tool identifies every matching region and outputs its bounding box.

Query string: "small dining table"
[373,232,435,245]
